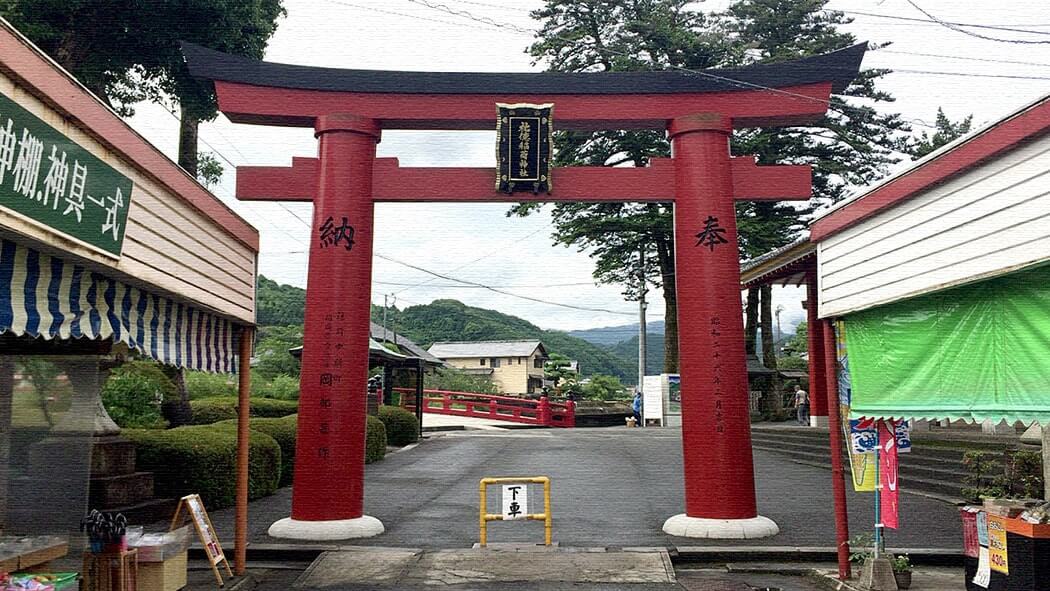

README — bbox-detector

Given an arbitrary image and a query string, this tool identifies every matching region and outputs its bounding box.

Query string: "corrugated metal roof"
[428,340,545,359]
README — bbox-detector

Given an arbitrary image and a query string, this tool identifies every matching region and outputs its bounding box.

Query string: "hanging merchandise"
[878,419,900,530]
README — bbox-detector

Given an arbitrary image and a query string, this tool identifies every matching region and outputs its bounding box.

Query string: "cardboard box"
[136,550,187,591]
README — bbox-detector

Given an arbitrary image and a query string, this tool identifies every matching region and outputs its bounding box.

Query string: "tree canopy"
[515,0,918,372]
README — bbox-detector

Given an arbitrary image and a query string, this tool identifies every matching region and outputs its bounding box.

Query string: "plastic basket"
[960,507,980,558]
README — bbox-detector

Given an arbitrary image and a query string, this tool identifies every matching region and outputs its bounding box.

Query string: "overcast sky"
[127,0,1050,332]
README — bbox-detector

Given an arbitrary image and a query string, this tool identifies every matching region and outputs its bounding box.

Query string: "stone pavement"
[814,566,965,591]
[202,427,962,551]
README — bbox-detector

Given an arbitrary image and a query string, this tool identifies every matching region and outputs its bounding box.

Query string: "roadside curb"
[189,543,963,566]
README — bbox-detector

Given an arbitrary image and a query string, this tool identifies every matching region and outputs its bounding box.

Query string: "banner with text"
[0,91,132,256]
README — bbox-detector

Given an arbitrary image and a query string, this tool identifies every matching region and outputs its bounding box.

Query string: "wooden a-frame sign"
[171,494,233,587]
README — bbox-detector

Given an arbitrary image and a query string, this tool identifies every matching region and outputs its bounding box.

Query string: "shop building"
[0,17,257,573]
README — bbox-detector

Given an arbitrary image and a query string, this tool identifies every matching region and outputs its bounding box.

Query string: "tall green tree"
[517,0,913,372]
[0,0,284,175]
[909,107,973,159]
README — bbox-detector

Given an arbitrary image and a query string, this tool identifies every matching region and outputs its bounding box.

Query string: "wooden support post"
[235,327,254,576]
[822,320,851,581]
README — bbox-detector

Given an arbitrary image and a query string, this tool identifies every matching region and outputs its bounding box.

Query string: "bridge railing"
[393,388,574,428]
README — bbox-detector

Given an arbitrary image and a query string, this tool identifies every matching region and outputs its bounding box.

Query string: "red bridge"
[394,388,575,428]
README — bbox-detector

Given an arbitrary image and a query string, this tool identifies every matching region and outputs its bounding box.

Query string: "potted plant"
[891,554,912,590]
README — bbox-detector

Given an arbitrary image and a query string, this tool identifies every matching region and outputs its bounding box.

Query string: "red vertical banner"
[878,419,900,529]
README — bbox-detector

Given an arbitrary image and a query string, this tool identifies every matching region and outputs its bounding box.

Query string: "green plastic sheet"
[845,263,1050,424]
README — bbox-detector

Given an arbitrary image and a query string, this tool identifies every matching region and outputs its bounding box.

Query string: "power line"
[318,0,505,32]
[375,279,597,288]
[889,69,1050,81]
[901,0,1050,44]
[376,252,635,316]
[390,223,552,296]
[398,0,939,132]
[837,8,1050,36]
[159,107,314,243]
[878,49,1050,69]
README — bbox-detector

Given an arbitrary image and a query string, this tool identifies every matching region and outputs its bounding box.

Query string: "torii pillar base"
[268,516,384,541]
[662,514,779,539]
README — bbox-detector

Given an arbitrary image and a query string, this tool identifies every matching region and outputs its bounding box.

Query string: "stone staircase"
[750,425,1017,503]
[89,436,176,524]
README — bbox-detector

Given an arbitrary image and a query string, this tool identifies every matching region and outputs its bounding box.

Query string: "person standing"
[792,384,810,426]
[632,389,643,427]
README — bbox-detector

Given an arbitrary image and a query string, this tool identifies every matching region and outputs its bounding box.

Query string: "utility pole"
[382,293,395,344]
[638,248,648,391]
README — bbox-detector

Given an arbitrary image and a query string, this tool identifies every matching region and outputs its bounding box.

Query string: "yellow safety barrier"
[478,476,552,547]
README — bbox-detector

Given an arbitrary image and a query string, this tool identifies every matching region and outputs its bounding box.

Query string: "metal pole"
[382,294,389,343]
[235,326,254,576]
[638,248,647,392]
[822,319,852,580]
[874,442,882,559]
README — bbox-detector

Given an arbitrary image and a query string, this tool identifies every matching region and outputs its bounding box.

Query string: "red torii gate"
[184,42,865,541]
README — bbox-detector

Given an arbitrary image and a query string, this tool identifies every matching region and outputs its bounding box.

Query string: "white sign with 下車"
[502,484,528,521]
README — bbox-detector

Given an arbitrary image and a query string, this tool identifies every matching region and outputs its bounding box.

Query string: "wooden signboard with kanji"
[171,494,232,586]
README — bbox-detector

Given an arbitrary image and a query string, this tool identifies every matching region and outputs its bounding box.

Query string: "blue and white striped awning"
[0,239,241,373]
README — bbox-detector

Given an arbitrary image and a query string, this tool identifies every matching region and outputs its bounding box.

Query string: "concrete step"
[90,436,137,477]
[89,471,156,509]
[750,432,996,466]
[752,445,966,501]
[111,497,179,525]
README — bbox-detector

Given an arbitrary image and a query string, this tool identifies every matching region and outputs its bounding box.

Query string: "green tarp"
[845,263,1050,424]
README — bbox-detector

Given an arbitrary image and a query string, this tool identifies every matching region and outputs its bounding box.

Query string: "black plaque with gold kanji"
[496,103,553,194]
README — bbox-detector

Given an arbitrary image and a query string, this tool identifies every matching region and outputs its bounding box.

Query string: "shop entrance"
[182,41,866,541]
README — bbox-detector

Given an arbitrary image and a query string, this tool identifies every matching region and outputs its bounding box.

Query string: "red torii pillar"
[662,114,777,537]
[267,114,385,539]
[806,271,829,426]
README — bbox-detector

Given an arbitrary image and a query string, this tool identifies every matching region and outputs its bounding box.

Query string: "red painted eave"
[811,96,1050,242]
[0,22,259,252]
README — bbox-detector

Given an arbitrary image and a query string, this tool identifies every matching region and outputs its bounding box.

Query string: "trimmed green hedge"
[123,425,280,509]
[366,416,386,464]
[190,397,299,425]
[377,406,419,446]
[219,415,298,487]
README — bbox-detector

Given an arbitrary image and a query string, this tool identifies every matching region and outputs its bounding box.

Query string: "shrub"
[102,369,170,429]
[377,406,419,446]
[123,425,280,509]
[219,415,298,487]
[210,423,282,500]
[258,374,299,400]
[189,397,299,424]
[366,416,386,464]
[189,398,238,425]
[109,360,178,399]
[185,371,237,399]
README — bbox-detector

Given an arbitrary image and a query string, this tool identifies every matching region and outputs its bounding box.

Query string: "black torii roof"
[181,42,866,96]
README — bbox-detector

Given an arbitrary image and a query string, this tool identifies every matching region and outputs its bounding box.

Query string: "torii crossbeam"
[183,42,865,541]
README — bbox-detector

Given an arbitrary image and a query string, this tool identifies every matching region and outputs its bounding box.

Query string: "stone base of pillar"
[662,514,779,539]
[268,515,384,541]
[810,415,829,428]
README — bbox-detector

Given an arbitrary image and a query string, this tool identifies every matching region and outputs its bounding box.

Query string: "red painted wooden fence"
[393,388,574,428]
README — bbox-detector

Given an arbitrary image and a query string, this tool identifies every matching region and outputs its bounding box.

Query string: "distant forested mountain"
[255,277,637,380]
[569,321,665,346]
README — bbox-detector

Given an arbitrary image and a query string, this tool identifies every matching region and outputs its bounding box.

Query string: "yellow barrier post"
[478,476,552,547]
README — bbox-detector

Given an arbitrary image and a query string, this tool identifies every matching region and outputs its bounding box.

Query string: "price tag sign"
[502,484,528,521]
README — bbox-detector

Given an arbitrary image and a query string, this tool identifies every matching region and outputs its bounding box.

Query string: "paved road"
[210,427,962,550]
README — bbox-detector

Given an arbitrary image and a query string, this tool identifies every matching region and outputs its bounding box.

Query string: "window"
[534,357,545,369]
[491,357,501,368]
[480,358,486,366]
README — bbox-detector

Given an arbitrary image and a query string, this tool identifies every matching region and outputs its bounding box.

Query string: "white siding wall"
[818,132,1050,318]
[0,72,256,323]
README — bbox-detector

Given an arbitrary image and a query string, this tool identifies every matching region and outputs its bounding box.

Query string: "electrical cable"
[837,7,1050,36]
[376,252,635,316]
[901,0,1050,44]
